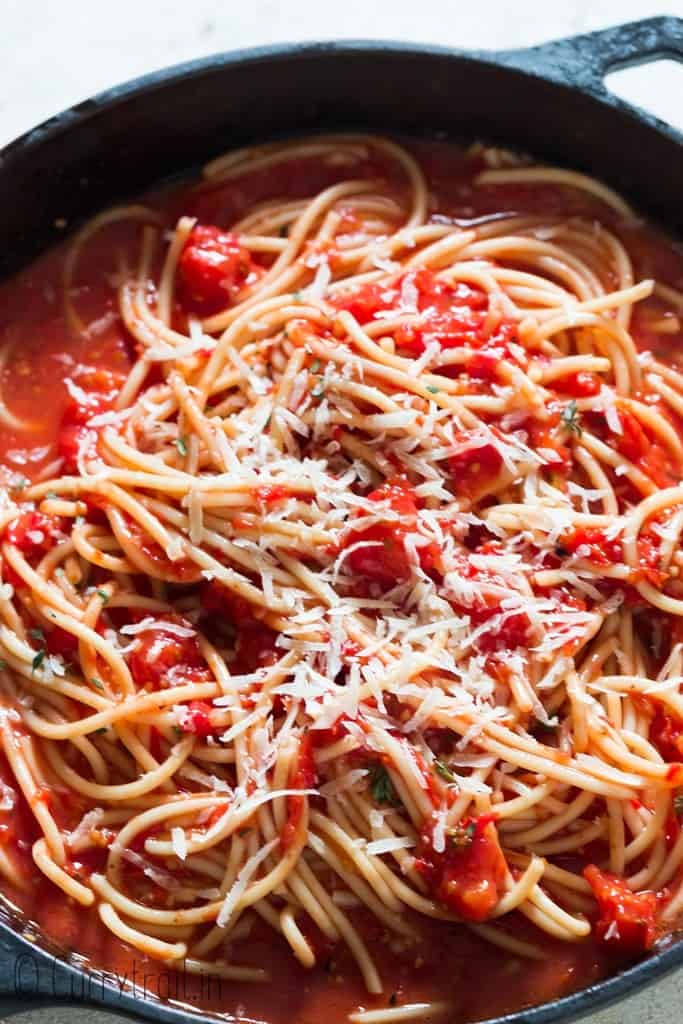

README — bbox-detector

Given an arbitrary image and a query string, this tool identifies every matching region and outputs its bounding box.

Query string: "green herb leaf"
[292,290,303,302]
[310,359,321,374]
[426,385,440,395]
[434,759,457,784]
[31,650,46,673]
[369,764,399,807]
[561,400,582,436]
[46,491,58,500]
[311,383,325,400]
[674,793,683,818]
[94,728,108,735]
[28,628,45,642]
[0,660,7,671]
[91,677,104,691]
[176,436,188,457]
[95,589,110,604]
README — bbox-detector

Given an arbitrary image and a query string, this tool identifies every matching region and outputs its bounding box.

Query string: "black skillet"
[0,14,682,1024]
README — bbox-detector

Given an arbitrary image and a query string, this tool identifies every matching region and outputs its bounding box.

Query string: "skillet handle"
[498,15,683,102]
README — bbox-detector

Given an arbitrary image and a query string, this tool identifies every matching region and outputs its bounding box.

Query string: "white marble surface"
[2,1,683,1022]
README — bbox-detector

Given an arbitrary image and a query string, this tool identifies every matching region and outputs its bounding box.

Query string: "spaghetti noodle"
[1,134,683,1022]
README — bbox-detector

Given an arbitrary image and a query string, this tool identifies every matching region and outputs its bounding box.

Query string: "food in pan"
[1,134,683,1022]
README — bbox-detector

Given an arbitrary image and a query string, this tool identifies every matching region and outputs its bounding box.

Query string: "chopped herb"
[176,436,188,457]
[172,725,183,737]
[94,728,108,735]
[75,515,85,527]
[311,382,325,400]
[0,660,7,670]
[28,628,45,642]
[46,491,58,500]
[369,763,399,807]
[31,650,46,673]
[310,359,321,374]
[95,589,110,604]
[561,399,582,436]
[446,821,476,849]
[426,385,440,394]
[434,759,457,784]
[292,290,303,302]
[91,677,104,691]
[674,794,683,818]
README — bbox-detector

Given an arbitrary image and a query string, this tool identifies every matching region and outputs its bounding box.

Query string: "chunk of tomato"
[4,512,65,560]
[128,618,210,689]
[416,814,507,922]
[584,864,658,955]
[344,478,437,585]
[178,225,260,314]
[58,365,124,474]
[449,440,504,499]
[179,700,215,738]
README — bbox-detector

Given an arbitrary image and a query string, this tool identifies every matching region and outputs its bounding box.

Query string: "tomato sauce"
[1,138,683,1022]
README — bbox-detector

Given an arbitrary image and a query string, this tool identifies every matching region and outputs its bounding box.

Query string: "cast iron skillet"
[0,14,682,1024]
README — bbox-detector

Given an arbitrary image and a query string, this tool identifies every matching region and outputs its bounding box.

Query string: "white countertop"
[2,0,683,149]
[1,1,683,1022]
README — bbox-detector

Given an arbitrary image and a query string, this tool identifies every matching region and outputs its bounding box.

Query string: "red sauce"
[1,138,683,1023]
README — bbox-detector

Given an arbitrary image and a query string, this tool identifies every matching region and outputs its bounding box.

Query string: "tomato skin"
[584,865,658,955]
[554,371,602,398]
[416,814,506,922]
[178,225,259,314]
[128,618,209,689]
[4,512,65,560]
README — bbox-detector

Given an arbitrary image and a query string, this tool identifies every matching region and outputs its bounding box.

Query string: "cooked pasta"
[1,134,683,1022]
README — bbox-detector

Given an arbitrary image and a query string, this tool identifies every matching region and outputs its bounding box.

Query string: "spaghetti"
[1,134,683,1022]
